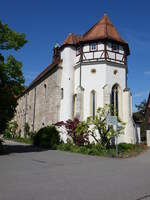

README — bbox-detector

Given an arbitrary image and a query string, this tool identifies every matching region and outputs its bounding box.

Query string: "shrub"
[33,125,60,149]
[55,118,89,146]
[57,143,146,158]
[3,129,12,139]
[118,143,133,152]
[4,121,18,139]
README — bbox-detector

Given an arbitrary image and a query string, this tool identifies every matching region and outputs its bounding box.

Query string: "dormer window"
[90,43,97,51]
[112,43,119,52]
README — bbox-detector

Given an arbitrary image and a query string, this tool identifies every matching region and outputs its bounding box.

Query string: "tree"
[77,105,125,149]
[55,118,89,146]
[133,100,147,141]
[0,20,27,134]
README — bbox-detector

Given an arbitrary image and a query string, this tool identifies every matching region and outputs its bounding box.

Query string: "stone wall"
[15,66,62,136]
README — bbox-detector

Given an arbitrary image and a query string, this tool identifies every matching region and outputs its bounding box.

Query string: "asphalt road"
[0,140,150,200]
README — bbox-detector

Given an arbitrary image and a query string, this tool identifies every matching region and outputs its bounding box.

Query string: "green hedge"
[33,126,60,149]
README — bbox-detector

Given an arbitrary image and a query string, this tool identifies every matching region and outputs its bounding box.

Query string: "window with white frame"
[90,43,97,51]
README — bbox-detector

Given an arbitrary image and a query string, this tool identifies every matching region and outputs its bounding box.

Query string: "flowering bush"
[55,118,89,146]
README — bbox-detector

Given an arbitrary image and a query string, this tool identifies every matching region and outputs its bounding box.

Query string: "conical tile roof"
[61,14,129,54]
[83,14,127,44]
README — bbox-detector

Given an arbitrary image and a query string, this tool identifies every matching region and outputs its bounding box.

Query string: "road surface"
[0,140,150,200]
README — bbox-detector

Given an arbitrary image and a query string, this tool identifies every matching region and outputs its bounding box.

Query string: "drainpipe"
[79,45,83,87]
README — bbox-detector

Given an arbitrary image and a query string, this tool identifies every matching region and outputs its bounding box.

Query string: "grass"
[4,137,33,145]
[12,137,33,144]
[57,143,148,158]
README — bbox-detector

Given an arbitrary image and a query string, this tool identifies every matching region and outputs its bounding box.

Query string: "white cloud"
[144,70,150,75]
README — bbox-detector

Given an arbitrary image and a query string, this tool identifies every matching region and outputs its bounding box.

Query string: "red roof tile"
[61,14,128,49]
[83,14,127,44]
[63,33,82,46]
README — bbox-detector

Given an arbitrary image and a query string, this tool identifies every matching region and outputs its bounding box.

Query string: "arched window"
[111,84,119,116]
[91,90,96,118]
[73,94,77,117]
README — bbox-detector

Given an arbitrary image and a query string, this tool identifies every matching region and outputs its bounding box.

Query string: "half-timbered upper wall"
[75,42,126,65]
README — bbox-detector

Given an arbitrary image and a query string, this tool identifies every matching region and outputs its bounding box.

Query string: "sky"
[1,0,150,111]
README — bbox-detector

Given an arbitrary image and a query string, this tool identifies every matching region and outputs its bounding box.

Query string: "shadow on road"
[1,144,47,155]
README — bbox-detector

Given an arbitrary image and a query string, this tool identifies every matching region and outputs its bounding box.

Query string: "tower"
[59,14,136,143]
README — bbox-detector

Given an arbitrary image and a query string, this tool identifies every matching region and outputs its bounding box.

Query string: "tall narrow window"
[91,90,96,118]
[111,84,119,116]
[73,94,77,117]
[61,88,64,99]
[44,84,47,101]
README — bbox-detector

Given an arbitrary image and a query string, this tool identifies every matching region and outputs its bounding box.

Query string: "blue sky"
[1,0,150,111]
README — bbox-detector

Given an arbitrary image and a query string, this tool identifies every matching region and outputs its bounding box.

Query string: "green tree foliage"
[4,121,18,138]
[133,100,147,141]
[76,105,125,149]
[0,20,27,134]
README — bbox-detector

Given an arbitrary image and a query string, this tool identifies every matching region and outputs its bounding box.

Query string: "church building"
[15,14,137,143]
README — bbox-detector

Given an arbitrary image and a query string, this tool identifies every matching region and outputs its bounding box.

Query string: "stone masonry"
[15,66,62,136]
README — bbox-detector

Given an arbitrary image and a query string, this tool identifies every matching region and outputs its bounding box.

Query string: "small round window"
[91,69,96,74]
[113,70,118,75]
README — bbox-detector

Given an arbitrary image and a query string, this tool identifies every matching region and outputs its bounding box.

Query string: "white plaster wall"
[74,63,107,120]
[74,63,126,120]
[146,130,150,147]
[83,44,89,52]
[106,65,126,91]
[108,52,115,59]
[137,126,141,143]
[76,55,80,63]
[123,90,136,144]
[116,54,123,61]
[60,47,76,121]
[94,52,100,58]
[84,52,93,60]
